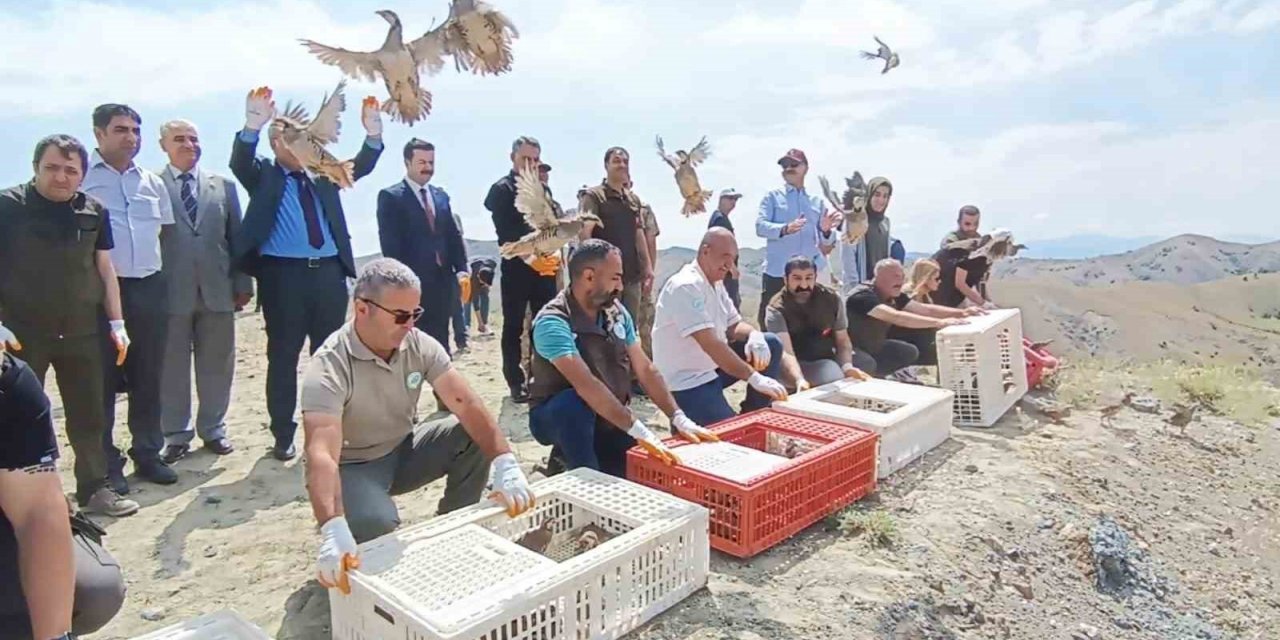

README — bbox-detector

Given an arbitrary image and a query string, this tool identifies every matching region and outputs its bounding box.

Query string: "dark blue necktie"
[290,171,325,249]
[179,173,198,225]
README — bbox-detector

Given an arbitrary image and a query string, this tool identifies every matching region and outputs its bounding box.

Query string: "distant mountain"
[995,234,1280,286]
[1017,234,1162,260]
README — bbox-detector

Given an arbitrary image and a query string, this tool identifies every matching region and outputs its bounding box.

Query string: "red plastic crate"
[626,409,879,558]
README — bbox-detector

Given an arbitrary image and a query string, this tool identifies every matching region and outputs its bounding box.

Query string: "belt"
[261,255,340,269]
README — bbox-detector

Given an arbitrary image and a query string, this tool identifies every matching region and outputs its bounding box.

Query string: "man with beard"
[839,176,895,296]
[83,103,177,491]
[934,205,993,308]
[578,148,654,320]
[755,150,841,326]
[528,240,695,477]
[764,256,872,389]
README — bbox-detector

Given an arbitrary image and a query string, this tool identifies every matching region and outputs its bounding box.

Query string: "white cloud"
[1235,1,1280,30]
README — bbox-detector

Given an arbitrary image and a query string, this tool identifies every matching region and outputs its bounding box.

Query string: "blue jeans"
[528,388,636,477]
[472,289,490,326]
[670,333,784,427]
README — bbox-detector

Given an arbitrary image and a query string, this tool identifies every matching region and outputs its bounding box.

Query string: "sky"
[1,0,1276,257]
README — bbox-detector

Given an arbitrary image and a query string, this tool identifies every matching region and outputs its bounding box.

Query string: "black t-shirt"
[845,283,910,352]
[934,248,989,308]
[0,353,58,471]
[484,172,534,246]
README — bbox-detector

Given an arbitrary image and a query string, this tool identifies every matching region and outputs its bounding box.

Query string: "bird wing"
[304,81,347,146]
[654,135,678,169]
[406,22,450,74]
[685,136,711,167]
[300,40,382,83]
[875,35,892,57]
[860,50,880,60]
[817,176,846,213]
[514,164,559,230]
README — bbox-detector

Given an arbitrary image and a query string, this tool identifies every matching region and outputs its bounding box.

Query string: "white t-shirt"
[652,261,742,391]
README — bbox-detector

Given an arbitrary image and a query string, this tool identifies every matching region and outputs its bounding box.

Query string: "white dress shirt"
[652,261,742,391]
[83,151,175,278]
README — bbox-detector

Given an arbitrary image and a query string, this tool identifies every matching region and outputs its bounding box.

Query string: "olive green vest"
[768,283,841,362]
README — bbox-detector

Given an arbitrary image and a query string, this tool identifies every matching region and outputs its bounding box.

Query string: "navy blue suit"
[376,181,467,352]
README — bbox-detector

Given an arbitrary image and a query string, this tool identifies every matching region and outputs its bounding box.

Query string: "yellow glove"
[459,276,472,305]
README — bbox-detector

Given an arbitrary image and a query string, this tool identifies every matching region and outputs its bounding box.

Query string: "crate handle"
[373,604,396,626]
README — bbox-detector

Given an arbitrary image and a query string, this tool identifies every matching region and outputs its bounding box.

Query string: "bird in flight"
[269,81,358,188]
[861,36,900,74]
[656,135,713,217]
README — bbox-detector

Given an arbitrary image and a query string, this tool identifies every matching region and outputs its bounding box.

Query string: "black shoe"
[272,442,298,461]
[161,444,190,465]
[106,459,130,495]
[135,459,178,485]
[510,385,530,404]
[203,438,235,456]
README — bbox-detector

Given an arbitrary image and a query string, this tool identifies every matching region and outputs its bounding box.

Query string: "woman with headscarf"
[838,176,894,296]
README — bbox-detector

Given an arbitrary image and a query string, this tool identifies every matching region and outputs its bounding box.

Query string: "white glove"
[361,96,383,137]
[317,516,360,594]
[627,419,680,465]
[670,410,719,443]
[981,300,998,310]
[0,322,20,351]
[244,86,275,131]
[488,452,535,516]
[748,371,788,401]
[744,330,771,371]
[109,320,130,366]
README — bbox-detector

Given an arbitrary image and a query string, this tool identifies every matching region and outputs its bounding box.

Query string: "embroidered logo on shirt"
[406,372,423,389]
[613,322,627,340]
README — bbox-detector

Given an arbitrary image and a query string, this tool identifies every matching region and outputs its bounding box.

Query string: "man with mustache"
[653,228,790,426]
[754,149,840,326]
[764,256,872,390]
[527,240,692,477]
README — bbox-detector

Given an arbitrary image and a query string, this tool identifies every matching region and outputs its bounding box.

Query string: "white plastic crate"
[130,610,270,639]
[775,378,954,478]
[936,308,1028,427]
[675,441,793,483]
[330,467,709,640]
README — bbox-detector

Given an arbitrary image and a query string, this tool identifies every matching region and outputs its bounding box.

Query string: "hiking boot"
[83,487,139,518]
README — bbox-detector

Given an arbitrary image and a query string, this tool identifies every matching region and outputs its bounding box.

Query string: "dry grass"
[1055,358,1280,425]
[830,507,900,548]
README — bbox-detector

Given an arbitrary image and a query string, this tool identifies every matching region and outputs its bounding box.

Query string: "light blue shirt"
[754,184,836,278]
[239,129,383,259]
[83,151,175,278]
[533,304,638,361]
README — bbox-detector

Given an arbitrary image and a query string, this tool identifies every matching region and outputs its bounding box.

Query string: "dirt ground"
[44,311,1280,640]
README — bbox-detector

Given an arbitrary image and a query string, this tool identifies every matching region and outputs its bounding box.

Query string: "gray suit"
[158,166,253,446]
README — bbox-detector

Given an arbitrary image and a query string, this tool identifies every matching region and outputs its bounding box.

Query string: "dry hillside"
[994,235,1280,286]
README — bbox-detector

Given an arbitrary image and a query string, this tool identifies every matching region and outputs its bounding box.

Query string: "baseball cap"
[777,149,809,166]
[538,162,552,171]
[719,188,742,199]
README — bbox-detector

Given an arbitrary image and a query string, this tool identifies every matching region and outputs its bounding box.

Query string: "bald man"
[651,228,789,426]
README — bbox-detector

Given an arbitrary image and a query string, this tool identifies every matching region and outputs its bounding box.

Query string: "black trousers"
[0,515,126,639]
[499,261,556,390]
[413,266,456,356]
[15,332,107,501]
[757,274,784,327]
[858,327,939,376]
[102,273,169,466]
[258,257,348,446]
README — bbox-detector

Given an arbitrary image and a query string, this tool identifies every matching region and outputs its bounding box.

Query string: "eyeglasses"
[359,298,424,325]
[780,160,801,169]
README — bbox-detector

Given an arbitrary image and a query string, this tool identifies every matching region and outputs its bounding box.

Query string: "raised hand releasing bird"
[861,36,900,74]
[270,81,358,189]
[656,135,713,216]
[300,5,518,125]
[499,163,601,259]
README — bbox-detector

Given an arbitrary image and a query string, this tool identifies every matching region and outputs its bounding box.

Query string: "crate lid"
[358,524,557,633]
[937,307,1020,335]
[130,610,269,639]
[676,442,793,484]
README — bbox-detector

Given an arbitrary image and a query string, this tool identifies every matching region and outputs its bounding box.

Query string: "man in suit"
[156,119,253,463]
[229,87,384,461]
[376,139,468,355]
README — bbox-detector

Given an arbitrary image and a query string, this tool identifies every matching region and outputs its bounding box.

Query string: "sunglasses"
[360,297,424,325]
[780,160,801,169]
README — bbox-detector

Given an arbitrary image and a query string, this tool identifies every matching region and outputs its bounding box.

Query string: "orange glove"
[459,275,472,305]
[531,254,561,277]
[628,420,681,466]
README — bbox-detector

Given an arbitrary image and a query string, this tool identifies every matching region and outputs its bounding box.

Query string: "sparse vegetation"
[830,507,900,548]
[1055,358,1280,425]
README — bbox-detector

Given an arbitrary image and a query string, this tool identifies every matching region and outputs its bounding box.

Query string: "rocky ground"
[43,311,1280,640]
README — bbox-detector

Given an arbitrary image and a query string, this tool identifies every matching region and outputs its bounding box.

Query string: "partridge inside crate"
[776,378,955,479]
[329,468,709,640]
[936,307,1028,427]
[626,409,878,558]
[130,609,271,639]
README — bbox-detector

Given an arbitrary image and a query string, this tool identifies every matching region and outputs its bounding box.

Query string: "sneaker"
[161,444,190,465]
[135,459,178,485]
[272,441,298,462]
[890,367,924,385]
[510,385,530,404]
[83,487,139,518]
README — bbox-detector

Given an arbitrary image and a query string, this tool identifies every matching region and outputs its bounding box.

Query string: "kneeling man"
[529,240,707,478]
[764,256,872,390]
[653,228,789,426]
[301,258,534,593]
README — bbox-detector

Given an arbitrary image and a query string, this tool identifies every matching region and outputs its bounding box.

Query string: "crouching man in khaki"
[301,258,535,593]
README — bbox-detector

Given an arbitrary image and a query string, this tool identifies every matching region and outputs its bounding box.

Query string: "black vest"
[584,183,643,284]
[529,290,632,410]
[768,284,841,361]
[0,183,106,339]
